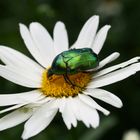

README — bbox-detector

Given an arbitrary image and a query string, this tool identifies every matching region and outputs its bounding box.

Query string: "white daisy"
[0,15,140,140]
[123,130,140,140]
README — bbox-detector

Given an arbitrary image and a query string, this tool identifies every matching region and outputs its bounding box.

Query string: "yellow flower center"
[40,69,92,97]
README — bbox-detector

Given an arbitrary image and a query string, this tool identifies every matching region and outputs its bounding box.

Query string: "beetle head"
[47,68,54,79]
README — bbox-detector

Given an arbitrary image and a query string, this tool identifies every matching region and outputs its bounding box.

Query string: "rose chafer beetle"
[48,48,99,86]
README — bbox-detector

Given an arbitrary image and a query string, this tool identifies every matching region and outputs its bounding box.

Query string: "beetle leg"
[62,55,82,89]
[63,74,76,88]
[63,74,74,87]
[62,58,75,88]
[63,74,84,89]
[63,74,69,84]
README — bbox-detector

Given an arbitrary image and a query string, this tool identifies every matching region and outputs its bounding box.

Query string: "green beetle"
[48,48,99,86]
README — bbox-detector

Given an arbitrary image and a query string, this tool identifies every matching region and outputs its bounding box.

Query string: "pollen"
[40,69,92,97]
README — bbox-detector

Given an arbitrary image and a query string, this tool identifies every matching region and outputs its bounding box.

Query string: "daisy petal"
[19,24,48,67]
[0,104,27,114]
[84,89,123,108]
[94,57,140,78]
[54,21,69,55]
[92,25,111,54]
[29,22,55,66]
[88,62,140,88]
[0,65,41,88]
[22,101,58,140]
[0,108,33,131]
[70,97,99,128]
[96,52,120,70]
[36,97,54,104]
[71,15,99,49]
[56,97,66,113]
[79,94,110,115]
[0,45,43,75]
[60,98,77,129]
[0,90,44,106]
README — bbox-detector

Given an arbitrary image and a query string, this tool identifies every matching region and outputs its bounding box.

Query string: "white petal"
[60,98,77,129]
[0,107,33,131]
[71,15,99,49]
[35,97,54,104]
[0,45,43,76]
[94,57,140,78]
[22,101,58,140]
[54,21,69,55]
[29,22,55,66]
[84,89,123,108]
[92,25,111,54]
[0,104,27,114]
[0,90,44,106]
[19,24,49,67]
[0,65,41,88]
[79,94,110,115]
[88,62,140,88]
[96,52,120,70]
[70,97,99,128]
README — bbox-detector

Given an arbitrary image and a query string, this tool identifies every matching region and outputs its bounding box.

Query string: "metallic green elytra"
[48,48,99,78]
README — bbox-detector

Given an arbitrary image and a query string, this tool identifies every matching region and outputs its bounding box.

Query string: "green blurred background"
[0,0,140,140]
